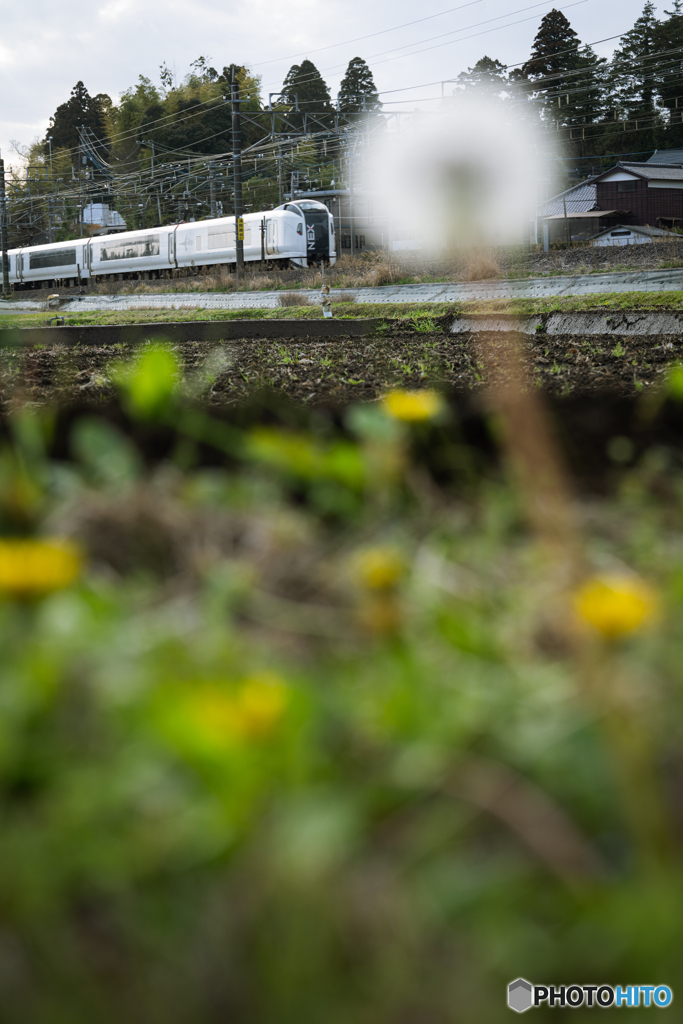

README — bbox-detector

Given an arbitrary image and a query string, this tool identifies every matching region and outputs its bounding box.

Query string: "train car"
[10,238,91,288]
[8,199,336,290]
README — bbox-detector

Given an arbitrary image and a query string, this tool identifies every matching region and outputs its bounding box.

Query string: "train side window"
[360,235,365,248]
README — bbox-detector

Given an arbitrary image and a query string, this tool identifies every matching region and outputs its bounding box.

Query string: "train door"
[266,218,277,255]
[16,251,23,283]
[83,241,92,276]
[168,227,178,268]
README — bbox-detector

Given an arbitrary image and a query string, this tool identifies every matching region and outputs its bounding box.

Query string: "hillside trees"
[122,62,264,169]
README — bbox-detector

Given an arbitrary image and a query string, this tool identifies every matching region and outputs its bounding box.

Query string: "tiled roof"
[538,182,597,217]
[615,162,683,180]
[647,149,683,165]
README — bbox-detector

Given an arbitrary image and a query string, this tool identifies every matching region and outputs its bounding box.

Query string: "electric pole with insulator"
[0,153,10,299]
[231,66,244,280]
[209,160,217,218]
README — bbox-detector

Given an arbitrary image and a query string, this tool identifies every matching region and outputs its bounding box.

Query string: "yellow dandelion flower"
[353,547,405,590]
[235,674,289,739]
[573,575,658,640]
[184,674,288,746]
[382,389,443,423]
[0,538,83,601]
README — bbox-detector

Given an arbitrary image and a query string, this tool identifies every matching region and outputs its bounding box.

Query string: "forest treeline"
[8,2,683,244]
[35,1,683,174]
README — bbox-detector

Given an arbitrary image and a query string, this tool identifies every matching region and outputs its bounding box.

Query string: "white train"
[8,199,336,289]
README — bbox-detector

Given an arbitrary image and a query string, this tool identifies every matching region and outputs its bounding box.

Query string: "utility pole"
[348,147,355,254]
[563,195,571,247]
[0,154,10,298]
[209,160,217,218]
[231,66,244,280]
[277,143,283,205]
[48,193,54,243]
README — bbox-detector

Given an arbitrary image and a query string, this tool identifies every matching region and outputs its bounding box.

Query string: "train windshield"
[288,201,330,262]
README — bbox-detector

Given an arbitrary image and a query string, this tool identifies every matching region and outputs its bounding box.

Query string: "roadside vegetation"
[0,344,682,1020]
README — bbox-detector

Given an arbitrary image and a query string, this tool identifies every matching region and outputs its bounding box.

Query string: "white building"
[82,204,127,235]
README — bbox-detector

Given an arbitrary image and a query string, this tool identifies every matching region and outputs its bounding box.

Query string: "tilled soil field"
[0,319,676,409]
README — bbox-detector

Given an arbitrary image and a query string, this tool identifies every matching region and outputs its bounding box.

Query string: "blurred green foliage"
[0,363,681,1022]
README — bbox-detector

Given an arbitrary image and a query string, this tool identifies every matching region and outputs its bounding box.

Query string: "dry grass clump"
[279,291,312,307]
[325,252,403,289]
[462,252,501,282]
[333,291,356,303]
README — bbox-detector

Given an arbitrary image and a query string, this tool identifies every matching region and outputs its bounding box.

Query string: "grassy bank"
[5,290,683,331]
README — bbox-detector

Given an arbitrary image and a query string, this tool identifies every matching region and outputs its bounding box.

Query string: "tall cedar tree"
[522,10,606,125]
[45,82,111,154]
[456,56,508,95]
[338,57,381,113]
[610,1,661,119]
[281,60,332,111]
[654,2,683,123]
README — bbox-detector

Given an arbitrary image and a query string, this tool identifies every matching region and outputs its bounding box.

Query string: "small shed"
[589,224,680,247]
[537,180,625,242]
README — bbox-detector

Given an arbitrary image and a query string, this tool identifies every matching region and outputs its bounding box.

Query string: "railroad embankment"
[4,240,683,306]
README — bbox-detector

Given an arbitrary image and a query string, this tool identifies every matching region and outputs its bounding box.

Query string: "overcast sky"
[0,0,655,169]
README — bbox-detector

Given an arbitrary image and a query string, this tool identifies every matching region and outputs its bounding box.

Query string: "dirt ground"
[1,321,675,409]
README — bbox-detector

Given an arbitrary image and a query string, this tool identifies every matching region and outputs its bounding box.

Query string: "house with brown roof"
[593,160,683,230]
[539,151,683,244]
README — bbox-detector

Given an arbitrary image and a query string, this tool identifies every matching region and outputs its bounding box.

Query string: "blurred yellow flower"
[382,389,443,422]
[185,674,288,746]
[0,538,83,600]
[573,575,658,640]
[353,547,405,590]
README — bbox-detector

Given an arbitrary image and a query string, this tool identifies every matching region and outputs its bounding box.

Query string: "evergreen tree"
[654,3,683,123]
[609,1,661,119]
[456,56,508,95]
[522,10,606,125]
[45,82,111,154]
[338,57,381,113]
[281,59,332,112]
